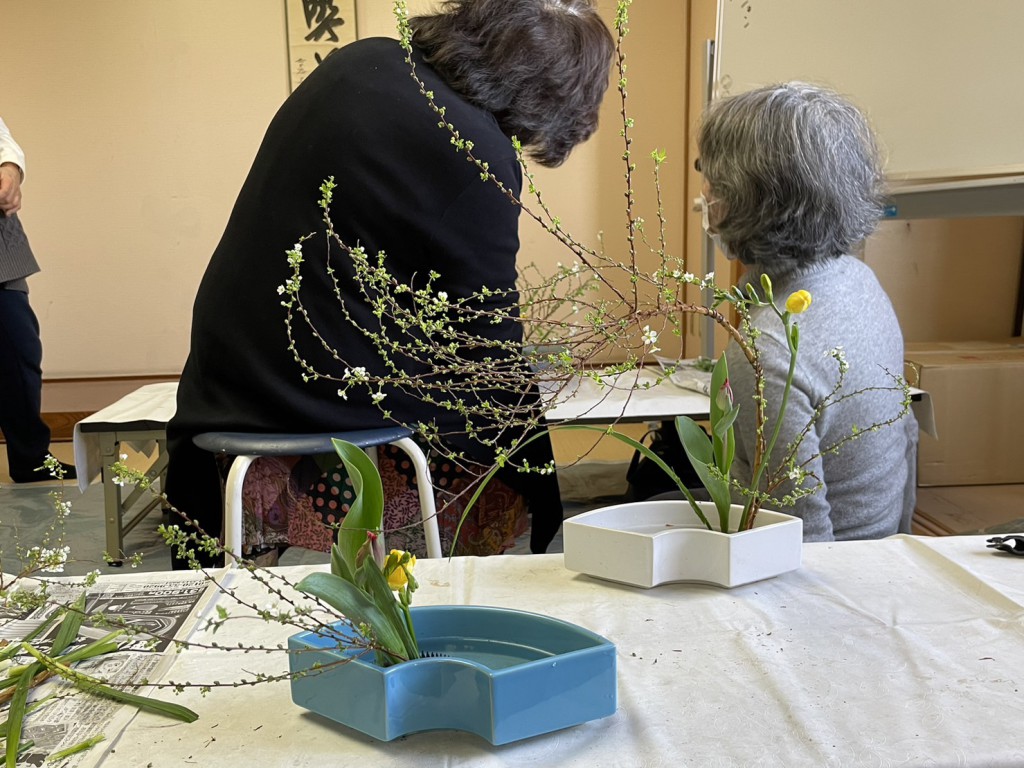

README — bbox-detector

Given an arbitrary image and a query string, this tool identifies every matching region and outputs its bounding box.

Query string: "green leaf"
[0,695,55,740]
[330,542,356,584]
[0,613,57,662]
[356,558,419,661]
[448,463,501,557]
[51,592,87,657]
[20,644,199,724]
[5,593,98,767]
[53,631,124,668]
[711,404,739,475]
[709,355,730,469]
[295,572,408,665]
[46,734,106,762]
[447,427,559,554]
[675,416,732,528]
[551,424,712,530]
[5,660,34,768]
[711,404,739,440]
[676,415,714,465]
[331,439,385,575]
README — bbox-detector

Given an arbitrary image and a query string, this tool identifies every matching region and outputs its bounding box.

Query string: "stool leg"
[392,438,441,559]
[223,455,256,564]
[364,445,379,470]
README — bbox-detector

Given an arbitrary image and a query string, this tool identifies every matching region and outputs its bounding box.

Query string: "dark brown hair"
[410,0,614,167]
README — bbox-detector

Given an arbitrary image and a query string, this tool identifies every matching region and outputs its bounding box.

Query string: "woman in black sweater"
[166,0,613,566]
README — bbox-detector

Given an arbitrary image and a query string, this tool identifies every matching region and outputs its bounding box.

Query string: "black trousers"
[0,286,51,475]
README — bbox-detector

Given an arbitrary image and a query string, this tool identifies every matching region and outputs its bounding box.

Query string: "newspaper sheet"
[1,572,223,767]
[654,355,714,396]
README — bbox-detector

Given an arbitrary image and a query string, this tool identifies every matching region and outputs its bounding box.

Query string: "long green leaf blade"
[553,424,713,530]
[709,355,729,468]
[676,416,732,528]
[5,660,35,768]
[295,572,407,663]
[0,613,58,663]
[330,542,356,583]
[51,592,87,657]
[20,644,198,723]
[331,439,385,573]
[45,734,106,762]
[356,559,419,660]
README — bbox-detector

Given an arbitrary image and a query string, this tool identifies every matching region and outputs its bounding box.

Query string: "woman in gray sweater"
[697,83,918,541]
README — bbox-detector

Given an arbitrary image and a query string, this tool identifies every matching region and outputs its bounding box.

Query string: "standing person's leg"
[0,286,56,481]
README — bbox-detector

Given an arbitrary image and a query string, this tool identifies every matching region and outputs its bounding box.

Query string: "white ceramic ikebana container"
[563,500,802,588]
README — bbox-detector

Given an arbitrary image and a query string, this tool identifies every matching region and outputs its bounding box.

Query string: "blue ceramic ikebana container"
[288,605,616,744]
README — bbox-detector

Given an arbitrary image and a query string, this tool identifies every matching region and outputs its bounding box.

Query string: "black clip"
[986,535,1024,556]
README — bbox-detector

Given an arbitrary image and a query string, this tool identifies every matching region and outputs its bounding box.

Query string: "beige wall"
[865,217,1024,342]
[4,0,291,378]
[4,0,692,384]
[3,0,1021,398]
[520,0,692,362]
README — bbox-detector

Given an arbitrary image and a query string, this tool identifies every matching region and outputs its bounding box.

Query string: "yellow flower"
[385,549,416,590]
[785,290,812,314]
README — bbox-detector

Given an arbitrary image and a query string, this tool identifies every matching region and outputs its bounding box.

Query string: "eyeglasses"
[694,157,702,173]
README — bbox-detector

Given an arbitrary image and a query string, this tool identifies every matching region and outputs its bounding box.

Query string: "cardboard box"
[905,339,1024,486]
[905,338,1024,356]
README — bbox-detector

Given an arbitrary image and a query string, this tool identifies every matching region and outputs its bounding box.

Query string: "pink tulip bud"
[716,378,734,411]
[367,530,386,568]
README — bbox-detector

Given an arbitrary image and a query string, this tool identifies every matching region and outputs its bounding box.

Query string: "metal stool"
[192,427,442,561]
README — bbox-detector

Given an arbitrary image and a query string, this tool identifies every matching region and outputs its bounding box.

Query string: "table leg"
[157,437,170,517]
[98,432,125,565]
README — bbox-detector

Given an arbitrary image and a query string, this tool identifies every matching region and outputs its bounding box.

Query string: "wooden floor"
[912,484,1024,535]
[0,440,76,485]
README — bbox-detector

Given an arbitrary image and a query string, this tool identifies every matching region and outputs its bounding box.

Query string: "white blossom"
[30,545,72,573]
[827,345,850,374]
[343,366,368,382]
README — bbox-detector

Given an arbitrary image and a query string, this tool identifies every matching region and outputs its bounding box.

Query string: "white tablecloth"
[72,382,178,492]
[99,535,1023,767]
[542,368,935,435]
[68,376,932,492]
[543,368,712,423]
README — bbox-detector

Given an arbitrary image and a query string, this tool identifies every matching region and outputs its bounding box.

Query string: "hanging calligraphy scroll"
[285,0,358,91]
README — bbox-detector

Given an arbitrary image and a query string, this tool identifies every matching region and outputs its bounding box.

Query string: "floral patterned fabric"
[225,445,529,558]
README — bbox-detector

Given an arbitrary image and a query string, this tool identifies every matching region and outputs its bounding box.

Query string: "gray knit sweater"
[724,256,918,541]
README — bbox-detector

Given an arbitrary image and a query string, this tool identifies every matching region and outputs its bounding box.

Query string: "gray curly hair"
[697,82,886,269]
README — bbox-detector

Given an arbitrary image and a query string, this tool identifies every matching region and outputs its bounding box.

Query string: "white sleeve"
[0,117,26,178]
